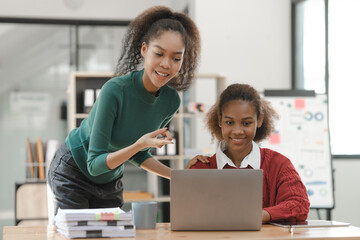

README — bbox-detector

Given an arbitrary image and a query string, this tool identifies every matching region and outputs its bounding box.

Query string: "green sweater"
[65,70,180,184]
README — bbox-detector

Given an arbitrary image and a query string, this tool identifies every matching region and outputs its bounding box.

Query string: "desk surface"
[3,223,360,240]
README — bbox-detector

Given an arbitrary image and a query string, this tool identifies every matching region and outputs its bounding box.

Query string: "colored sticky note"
[100,212,115,221]
[295,98,306,109]
[269,132,280,145]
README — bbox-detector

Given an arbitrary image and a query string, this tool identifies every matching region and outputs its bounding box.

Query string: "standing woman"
[48,6,201,214]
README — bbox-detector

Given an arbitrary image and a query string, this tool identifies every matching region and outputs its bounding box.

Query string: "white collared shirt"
[215,140,261,169]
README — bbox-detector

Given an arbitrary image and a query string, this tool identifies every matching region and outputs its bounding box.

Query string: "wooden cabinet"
[67,72,226,203]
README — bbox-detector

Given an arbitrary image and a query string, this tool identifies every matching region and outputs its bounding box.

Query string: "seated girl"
[188,83,310,223]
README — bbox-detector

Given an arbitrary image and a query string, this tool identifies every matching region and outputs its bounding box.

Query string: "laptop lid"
[170,169,263,231]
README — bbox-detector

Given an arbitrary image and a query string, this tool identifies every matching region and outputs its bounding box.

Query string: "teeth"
[232,138,243,142]
[156,71,168,77]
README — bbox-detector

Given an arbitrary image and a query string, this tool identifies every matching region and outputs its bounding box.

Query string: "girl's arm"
[264,164,310,222]
[139,154,211,179]
[140,158,171,179]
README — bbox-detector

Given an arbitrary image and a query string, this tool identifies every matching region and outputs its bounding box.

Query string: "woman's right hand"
[136,128,174,149]
[185,155,210,169]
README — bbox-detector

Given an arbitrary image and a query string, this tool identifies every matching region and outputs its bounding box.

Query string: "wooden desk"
[3,223,360,240]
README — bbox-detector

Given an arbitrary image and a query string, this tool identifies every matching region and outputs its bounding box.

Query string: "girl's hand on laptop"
[185,155,210,169]
[262,210,271,223]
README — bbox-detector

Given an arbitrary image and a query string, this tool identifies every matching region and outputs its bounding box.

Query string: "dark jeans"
[47,143,124,216]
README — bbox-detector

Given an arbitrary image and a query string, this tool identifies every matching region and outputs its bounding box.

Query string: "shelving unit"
[67,72,227,203]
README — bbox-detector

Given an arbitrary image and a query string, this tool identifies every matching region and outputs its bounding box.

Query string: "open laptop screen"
[170,169,263,231]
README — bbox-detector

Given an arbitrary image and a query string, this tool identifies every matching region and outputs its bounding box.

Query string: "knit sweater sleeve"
[86,80,120,176]
[263,150,310,222]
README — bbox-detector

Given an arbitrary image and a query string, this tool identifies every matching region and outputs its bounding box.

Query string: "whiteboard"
[260,92,334,209]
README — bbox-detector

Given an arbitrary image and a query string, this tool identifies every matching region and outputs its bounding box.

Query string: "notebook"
[170,169,263,231]
[270,220,351,229]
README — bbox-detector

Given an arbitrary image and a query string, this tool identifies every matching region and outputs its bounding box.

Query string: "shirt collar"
[215,140,261,169]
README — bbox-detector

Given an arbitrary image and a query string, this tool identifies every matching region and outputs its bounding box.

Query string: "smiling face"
[219,100,263,163]
[141,30,185,95]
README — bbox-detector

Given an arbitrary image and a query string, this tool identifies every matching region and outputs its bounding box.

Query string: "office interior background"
[1,0,360,237]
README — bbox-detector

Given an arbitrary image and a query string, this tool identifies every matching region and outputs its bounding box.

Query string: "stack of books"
[55,207,135,238]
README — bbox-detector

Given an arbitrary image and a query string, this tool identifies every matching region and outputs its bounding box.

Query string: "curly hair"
[206,83,279,143]
[114,6,201,91]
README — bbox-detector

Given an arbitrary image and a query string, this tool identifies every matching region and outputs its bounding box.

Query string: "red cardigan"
[190,148,310,222]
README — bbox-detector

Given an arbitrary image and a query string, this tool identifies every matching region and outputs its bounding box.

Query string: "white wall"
[0,0,176,20]
[194,0,291,90]
[332,159,360,227]
[190,0,291,162]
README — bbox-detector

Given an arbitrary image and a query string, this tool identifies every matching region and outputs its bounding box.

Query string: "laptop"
[170,169,263,231]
